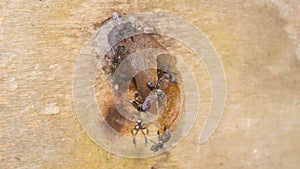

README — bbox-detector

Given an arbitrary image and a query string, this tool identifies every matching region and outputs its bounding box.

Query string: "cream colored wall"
[1,0,299,168]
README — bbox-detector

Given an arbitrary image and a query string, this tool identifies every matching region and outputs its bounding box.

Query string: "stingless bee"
[131,119,149,145]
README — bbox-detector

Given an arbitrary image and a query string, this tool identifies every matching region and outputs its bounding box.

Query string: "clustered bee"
[131,119,149,145]
[109,13,179,152]
[130,119,171,152]
[130,72,177,148]
[107,13,137,71]
[111,45,125,68]
[131,72,177,112]
[149,126,171,152]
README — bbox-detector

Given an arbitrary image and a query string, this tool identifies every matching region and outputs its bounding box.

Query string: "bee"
[110,45,126,69]
[131,119,149,145]
[150,126,171,152]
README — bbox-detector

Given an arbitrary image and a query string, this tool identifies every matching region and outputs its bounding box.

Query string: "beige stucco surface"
[1,0,299,168]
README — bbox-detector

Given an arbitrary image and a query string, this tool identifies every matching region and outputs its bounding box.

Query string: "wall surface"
[1,0,299,168]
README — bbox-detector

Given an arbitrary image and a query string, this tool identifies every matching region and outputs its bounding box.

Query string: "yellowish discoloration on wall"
[1,0,299,168]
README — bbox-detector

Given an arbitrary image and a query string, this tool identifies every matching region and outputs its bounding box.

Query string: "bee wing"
[143,91,166,115]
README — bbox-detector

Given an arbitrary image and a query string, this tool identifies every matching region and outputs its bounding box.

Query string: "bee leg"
[149,139,156,144]
[162,126,171,143]
[162,133,171,143]
[141,129,148,145]
[157,130,162,141]
[131,128,138,145]
[142,126,149,135]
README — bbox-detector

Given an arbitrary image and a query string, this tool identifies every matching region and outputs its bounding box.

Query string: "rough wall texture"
[0,0,299,168]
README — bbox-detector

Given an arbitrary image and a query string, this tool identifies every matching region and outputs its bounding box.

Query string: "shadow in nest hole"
[102,102,134,135]
[100,76,182,136]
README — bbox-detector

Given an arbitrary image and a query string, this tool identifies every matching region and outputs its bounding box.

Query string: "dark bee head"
[146,82,156,90]
[116,46,125,55]
[137,105,143,112]
[123,22,135,32]
[164,73,177,84]
[157,69,167,78]
[170,77,177,84]
[119,29,124,35]
[170,79,177,84]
